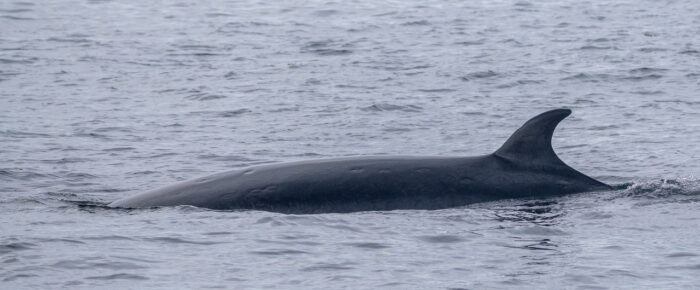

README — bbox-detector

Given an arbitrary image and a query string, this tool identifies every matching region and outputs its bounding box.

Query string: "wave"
[618,179,700,199]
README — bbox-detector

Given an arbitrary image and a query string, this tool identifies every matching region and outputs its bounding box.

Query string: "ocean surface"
[2,0,699,288]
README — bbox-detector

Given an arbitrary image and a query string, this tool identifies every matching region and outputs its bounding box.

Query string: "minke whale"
[110,109,611,213]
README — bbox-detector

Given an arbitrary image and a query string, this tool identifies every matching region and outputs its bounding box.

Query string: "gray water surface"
[1,0,700,289]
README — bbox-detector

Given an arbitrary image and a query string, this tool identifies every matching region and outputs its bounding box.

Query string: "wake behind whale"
[110,109,611,213]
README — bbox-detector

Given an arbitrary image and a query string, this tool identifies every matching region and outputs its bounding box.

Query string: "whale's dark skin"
[110,109,611,213]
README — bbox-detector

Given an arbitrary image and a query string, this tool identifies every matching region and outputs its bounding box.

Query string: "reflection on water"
[493,200,564,225]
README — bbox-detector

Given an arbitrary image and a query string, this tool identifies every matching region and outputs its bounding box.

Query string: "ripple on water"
[666,252,699,258]
[301,40,353,56]
[145,237,224,245]
[197,154,255,162]
[34,238,86,245]
[0,130,51,138]
[492,201,564,224]
[560,73,614,82]
[52,259,146,271]
[0,242,36,254]
[506,226,568,236]
[621,74,663,81]
[631,90,664,95]
[628,67,669,74]
[402,20,430,26]
[344,242,391,249]
[0,8,32,13]
[219,108,254,117]
[250,249,309,256]
[81,235,135,241]
[3,274,40,282]
[323,224,364,233]
[360,103,423,112]
[46,37,94,44]
[0,169,52,181]
[185,93,228,101]
[418,235,465,244]
[301,262,357,271]
[417,88,457,93]
[312,9,339,17]
[494,79,544,88]
[460,70,499,81]
[85,273,149,280]
[0,15,33,21]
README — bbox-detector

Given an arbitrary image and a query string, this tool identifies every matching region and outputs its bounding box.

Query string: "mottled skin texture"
[110,109,611,213]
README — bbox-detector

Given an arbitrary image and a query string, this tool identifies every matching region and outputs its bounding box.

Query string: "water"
[1,0,699,288]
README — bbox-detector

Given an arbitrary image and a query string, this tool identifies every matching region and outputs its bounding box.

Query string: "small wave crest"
[360,103,423,113]
[619,179,700,199]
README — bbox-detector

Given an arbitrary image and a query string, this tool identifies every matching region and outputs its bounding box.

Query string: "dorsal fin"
[493,109,571,166]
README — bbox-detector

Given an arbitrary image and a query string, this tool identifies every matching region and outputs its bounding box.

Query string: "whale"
[109,108,611,213]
